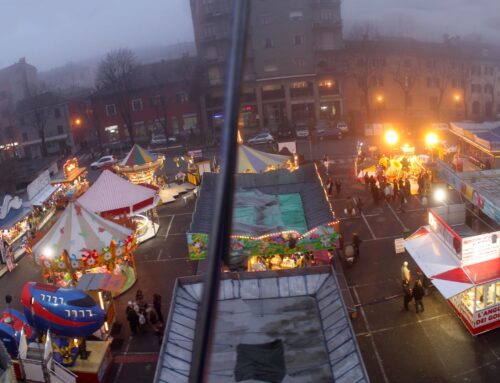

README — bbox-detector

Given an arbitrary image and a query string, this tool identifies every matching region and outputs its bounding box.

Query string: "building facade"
[190,0,344,138]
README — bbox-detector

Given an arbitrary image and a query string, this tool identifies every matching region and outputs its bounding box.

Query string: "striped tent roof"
[32,201,132,262]
[120,144,158,167]
[237,145,290,173]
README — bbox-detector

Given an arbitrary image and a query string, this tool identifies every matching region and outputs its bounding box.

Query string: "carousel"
[78,170,160,243]
[30,201,136,295]
[236,144,295,173]
[114,144,165,185]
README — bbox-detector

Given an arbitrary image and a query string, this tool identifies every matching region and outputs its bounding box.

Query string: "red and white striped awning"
[78,170,159,216]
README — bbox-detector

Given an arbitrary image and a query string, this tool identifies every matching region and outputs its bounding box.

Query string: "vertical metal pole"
[189,1,249,382]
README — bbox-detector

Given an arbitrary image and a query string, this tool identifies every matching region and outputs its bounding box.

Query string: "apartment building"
[190,0,344,137]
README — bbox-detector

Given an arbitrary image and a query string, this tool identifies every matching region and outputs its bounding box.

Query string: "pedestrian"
[399,190,406,213]
[346,196,355,217]
[401,261,411,284]
[402,280,413,311]
[323,154,329,172]
[153,293,164,323]
[398,178,404,192]
[126,301,139,336]
[412,279,425,313]
[335,178,342,196]
[364,172,369,191]
[326,177,333,196]
[352,233,362,260]
[372,186,380,205]
[146,304,159,327]
[357,197,364,216]
[392,179,399,202]
[417,173,424,196]
[404,178,411,197]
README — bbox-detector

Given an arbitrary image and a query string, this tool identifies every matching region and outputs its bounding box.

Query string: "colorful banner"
[187,223,339,260]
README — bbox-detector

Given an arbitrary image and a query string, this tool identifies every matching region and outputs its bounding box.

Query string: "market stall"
[405,204,500,335]
[188,164,339,269]
[114,144,165,185]
[31,201,136,295]
[51,158,88,206]
[0,195,32,258]
[185,150,211,186]
[78,170,160,243]
[27,169,57,230]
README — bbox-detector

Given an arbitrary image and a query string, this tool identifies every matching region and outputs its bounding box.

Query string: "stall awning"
[76,272,126,292]
[404,226,475,299]
[29,185,56,206]
[0,206,32,230]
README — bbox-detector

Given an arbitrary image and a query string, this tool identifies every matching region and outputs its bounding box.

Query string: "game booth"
[357,145,428,195]
[188,164,339,269]
[0,195,32,264]
[78,169,160,243]
[114,144,165,185]
[51,158,88,207]
[405,204,500,335]
[31,201,136,301]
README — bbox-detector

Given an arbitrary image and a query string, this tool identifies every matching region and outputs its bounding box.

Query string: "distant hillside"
[39,41,196,91]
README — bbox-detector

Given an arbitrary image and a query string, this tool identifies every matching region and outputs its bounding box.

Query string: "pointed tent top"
[237,145,290,173]
[120,144,158,167]
[32,201,132,262]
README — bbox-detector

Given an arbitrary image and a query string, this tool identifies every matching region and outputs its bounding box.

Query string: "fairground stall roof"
[191,164,333,235]
[120,144,159,167]
[449,121,500,154]
[32,201,132,263]
[78,170,159,216]
[237,144,291,173]
[153,267,369,383]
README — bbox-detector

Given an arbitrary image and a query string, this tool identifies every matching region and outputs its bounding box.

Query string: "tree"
[391,57,421,119]
[96,48,138,144]
[428,58,453,119]
[453,60,471,120]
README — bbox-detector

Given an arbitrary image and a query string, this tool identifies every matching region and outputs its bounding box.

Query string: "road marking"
[156,248,164,261]
[112,336,132,383]
[352,287,389,383]
[364,234,405,243]
[385,201,410,231]
[163,215,175,240]
[361,212,377,239]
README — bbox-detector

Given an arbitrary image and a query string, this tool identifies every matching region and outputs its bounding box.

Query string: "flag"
[18,327,27,359]
[44,330,53,363]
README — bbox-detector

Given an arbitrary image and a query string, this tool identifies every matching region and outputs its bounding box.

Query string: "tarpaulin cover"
[234,339,286,383]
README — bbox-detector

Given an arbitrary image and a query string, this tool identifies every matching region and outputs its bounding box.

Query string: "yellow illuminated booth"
[51,158,88,206]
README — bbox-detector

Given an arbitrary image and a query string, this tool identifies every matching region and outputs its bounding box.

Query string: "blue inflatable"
[0,309,34,357]
[21,282,105,338]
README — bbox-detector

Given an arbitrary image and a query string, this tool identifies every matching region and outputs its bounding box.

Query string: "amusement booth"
[27,170,57,230]
[185,150,211,186]
[405,204,500,335]
[78,170,160,243]
[31,201,136,297]
[0,195,32,257]
[114,144,165,185]
[51,158,88,207]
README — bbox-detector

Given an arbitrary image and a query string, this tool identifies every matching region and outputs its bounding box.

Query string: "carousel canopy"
[78,170,158,216]
[120,144,158,167]
[237,145,290,173]
[32,201,132,262]
[191,164,333,236]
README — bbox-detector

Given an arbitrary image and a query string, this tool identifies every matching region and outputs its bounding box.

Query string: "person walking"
[153,293,164,323]
[335,178,342,197]
[401,261,411,284]
[352,233,362,260]
[126,302,139,336]
[404,178,411,197]
[392,179,399,202]
[412,279,425,313]
[364,172,369,191]
[402,280,413,311]
[346,196,355,217]
[357,197,364,216]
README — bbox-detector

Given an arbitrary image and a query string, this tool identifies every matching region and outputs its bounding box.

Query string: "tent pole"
[189,1,249,381]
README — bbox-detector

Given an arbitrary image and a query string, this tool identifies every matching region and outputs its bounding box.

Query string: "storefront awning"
[405,226,475,299]
[29,185,56,206]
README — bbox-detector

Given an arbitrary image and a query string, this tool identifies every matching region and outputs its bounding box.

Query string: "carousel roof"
[237,145,290,173]
[120,144,158,167]
[78,170,158,216]
[32,201,132,261]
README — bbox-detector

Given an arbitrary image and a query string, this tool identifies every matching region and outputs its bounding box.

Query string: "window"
[264,60,278,73]
[471,65,482,76]
[293,58,306,69]
[208,67,223,85]
[54,108,61,118]
[264,38,274,49]
[132,98,143,111]
[293,35,304,46]
[176,92,188,103]
[289,11,303,21]
[203,24,217,38]
[320,9,335,21]
[183,115,198,131]
[104,125,119,142]
[471,84,482,93]
[171,117,179,134]
[134,122,146,137]
[150,96,164,107]
[472,101,480,114]
[260,14,272,25]
[22,132,28,142]
[371,76,384,87]
[105,104,117,116]
[57,125,63,135]
[484,84,494,94]
[290,81,308,89]
[485,66,494,75]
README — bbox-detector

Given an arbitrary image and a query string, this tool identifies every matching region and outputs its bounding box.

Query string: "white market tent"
[32,201,133,263]
[78,170,159,216]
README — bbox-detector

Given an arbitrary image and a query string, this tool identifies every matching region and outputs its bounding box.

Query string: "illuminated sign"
[63,158,79,179]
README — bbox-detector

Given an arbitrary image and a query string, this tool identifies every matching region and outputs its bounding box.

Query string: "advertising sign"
[394,238,405,254]
[461,232,500,265]
[474,305,500,328]
[428,210,462,258]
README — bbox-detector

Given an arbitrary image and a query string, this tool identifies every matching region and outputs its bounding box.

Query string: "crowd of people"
[126,289,165,344]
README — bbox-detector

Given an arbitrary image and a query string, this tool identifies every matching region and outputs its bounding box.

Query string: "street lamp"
[433,188,447,204]
[454,94,461,102]
[75,118,82,126]
[376,95,384,103]
[426,132,438,162]
[384,129,399,146]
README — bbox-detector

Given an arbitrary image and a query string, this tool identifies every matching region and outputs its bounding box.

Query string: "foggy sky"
[2,0,500,71]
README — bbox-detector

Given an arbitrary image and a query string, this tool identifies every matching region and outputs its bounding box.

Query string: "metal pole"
[189,1,249,382]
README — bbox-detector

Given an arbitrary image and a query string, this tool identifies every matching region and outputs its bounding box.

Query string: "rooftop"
[450,121,500,153]
[154,267,368,383]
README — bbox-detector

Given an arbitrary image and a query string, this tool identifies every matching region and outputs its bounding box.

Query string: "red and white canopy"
[78,170,159,216]
[405,226,500,299]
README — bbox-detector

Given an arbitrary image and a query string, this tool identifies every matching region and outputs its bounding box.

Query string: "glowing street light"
[426,132,438,146]
[433,188,447,204]
[454,94,461,102]
[75,118,82,126]
[384,129,399,146]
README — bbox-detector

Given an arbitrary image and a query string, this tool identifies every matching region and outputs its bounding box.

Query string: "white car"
[90,155,117,170]
[337,122,349,133]
[296,127,309,138]
[151,133,168,145]
[247,132,274,145]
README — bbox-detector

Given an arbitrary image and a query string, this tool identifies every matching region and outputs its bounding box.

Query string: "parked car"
[247,132,275,145]
[337,121,349,133]
[151,133,167,145]
[277,124,295,140]
[90,155,118,170]
[295,122,312,139]
[317,127,343,140]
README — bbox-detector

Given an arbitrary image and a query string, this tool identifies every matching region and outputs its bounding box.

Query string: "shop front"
[405,204,500,335]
